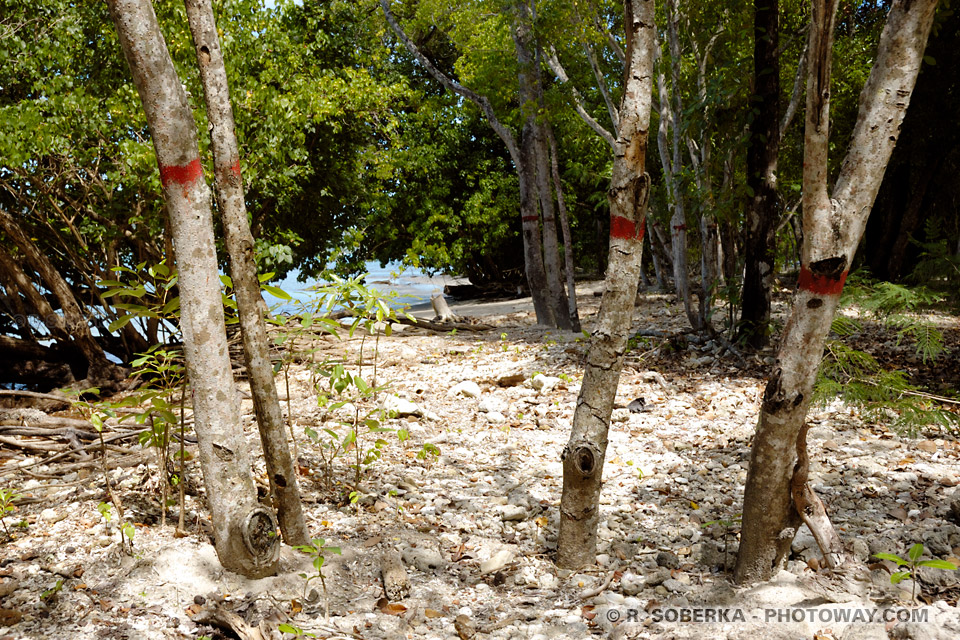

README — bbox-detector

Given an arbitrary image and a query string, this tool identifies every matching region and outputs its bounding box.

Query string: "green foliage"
[0,488,20,538]
[275,274,439,494]
[910,219,960,303]
[293,536,341,615]
[815,276,958,436]
[874,543,959,603]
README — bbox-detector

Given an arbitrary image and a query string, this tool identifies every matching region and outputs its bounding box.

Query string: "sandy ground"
[1,283,959,640]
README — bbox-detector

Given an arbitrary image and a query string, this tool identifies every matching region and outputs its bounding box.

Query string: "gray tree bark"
[734,0,940,583]
[557,0,655,569]
[183,0,309,547]
[107,0,279,578]
[546,124,582,332]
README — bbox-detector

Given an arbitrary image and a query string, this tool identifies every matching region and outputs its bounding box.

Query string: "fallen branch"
[579,566,619,599]
[0,390,73,406]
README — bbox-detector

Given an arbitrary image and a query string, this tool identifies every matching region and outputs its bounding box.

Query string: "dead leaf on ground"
[375,598,407,616]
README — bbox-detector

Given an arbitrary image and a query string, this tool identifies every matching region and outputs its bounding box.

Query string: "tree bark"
[107,0,279,578]
[546,124,582,332]
[184,0,309,547]
[734,0,939,584]
[557,0,655,569]
[739,0,781,349]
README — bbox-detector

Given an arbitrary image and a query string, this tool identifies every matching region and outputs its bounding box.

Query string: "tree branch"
[379,0,521,167]
[543,48,617,151]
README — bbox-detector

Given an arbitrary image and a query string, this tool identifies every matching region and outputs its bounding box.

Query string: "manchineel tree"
[734,0,940,583]
[183,0,309,547]
[106,0,279,579]
[556,0,655,569]
[380,0,578,330]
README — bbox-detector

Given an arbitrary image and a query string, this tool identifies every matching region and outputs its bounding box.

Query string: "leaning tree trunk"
[184,0,309,547]
[734,0,939,584]
[557,0,655,569]
[107,0,279,578]
[739,0,781,349]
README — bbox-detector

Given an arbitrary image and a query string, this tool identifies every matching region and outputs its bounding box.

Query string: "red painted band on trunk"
[798,267,848,295]
[159,159,203,189]
[231,159,242,179]
[672,224,686,231]
[521,215,539,223]
[610,215,646,241]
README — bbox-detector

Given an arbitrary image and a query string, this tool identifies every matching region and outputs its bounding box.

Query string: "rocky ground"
[1,284,959,640]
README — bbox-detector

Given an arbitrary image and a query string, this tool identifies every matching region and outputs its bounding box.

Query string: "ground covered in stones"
[1,285,959,640]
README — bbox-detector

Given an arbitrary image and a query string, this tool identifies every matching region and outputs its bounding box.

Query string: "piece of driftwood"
[380,548,410,600]
[188,605,267,640]
[391,316,494,332]
[0,390,73,407]
[430,294,462,323]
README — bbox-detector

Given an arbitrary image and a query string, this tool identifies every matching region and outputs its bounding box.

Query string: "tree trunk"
[734,0,939,583]
[557,0,655,570]
[380,0,565,329]
[107,0,279,578]
[739,0,781,349]
[698,214,720,329]
[184,0,309,547]
[546,123,581,332]
[533,122,572,330]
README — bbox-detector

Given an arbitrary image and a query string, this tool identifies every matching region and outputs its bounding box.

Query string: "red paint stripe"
[672,224,686,231]
[159,159,203,189]
[610,215,646,241]
[230,159,242,179]
[521,215,539,223]
[798,266,848,295]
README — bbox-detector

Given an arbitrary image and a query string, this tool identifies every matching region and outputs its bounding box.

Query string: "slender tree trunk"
[533,122,572,329]
[739,0,781,349]
[734,0,939,583]
[648,230,666,290]
[546,124,582,332]
[517,132,555,326]
[107,0,279,578]
[512,1,560,327]
[698,214,720,329]
[558,0,655,569]
[184,0,309,547]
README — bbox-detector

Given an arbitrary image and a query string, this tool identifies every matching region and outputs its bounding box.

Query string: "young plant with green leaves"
[874,543,959,603]
[65,388,125,518]
[111,346,185,528]
[302,274,431,496]
[293,537,341,621]
[0,488,20,538]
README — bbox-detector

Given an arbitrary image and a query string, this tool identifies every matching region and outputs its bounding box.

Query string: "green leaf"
[918,559,958,570]
[261,284,292,300]
[873,553,908,566]
[908,543,925,563]
[890,570,912,584]
[108,314,137,332]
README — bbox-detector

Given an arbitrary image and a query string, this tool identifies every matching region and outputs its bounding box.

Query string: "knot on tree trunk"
[562,441,602,480]
[239,506,280,575]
